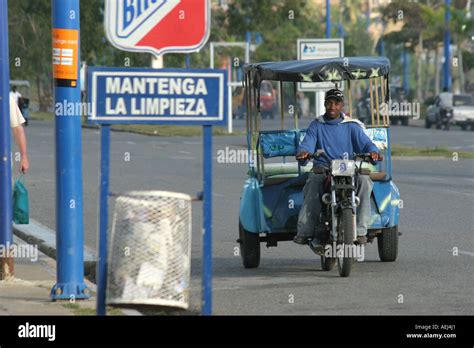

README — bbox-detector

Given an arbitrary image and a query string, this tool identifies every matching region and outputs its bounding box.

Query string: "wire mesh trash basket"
[106,191,192,310]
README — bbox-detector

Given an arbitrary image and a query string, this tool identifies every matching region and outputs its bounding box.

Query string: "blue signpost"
[88,67,227,315]
[0,0,13,279]
[202,124,213,314]
[326,0,331,39]
[402,47,410,95]
[443,0,452,91]
[50,0,90,300]
[96,124,110,315]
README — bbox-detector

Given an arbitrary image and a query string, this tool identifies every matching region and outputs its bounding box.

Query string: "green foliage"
[8,0,52,110]
[463,50,474,71]
[381,1,428,50]
[8,0,471,112]
[80,0,149,67]
[344,20,374,56]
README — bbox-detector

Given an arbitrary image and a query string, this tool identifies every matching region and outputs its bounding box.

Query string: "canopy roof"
[244,56,390,88]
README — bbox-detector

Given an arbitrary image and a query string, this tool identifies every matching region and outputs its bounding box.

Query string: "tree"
[450,8,474,92]
[9,0,52,111]
[382,1,439,101]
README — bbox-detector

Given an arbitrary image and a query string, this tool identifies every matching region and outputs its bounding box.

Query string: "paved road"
[230,116,474,151]
[20,120,474,314]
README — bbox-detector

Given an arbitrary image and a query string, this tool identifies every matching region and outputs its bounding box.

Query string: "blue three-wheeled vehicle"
[238,57,401,277]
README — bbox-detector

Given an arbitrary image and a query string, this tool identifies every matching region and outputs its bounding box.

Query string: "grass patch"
[62,303,123,316]
[29,111,54,121]
[111,124,245,137]
[391,145,474,158]
[29,112,245,137]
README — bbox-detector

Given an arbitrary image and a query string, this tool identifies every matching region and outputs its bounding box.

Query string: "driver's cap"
[325,89,344,102]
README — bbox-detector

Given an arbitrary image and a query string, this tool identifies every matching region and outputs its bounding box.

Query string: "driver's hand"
[370,152,382,162]
[296,151,310,162]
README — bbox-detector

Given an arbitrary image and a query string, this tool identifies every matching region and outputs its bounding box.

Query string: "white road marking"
[458,250,474,257]
[450,146,474,150]
[179,150,191,155]
[168,156,195,160]
[401,183,474,197]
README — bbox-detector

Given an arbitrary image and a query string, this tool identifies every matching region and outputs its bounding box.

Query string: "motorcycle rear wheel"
[337,208,355,277]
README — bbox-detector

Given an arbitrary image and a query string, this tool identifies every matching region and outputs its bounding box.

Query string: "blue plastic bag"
[13,174,29,224]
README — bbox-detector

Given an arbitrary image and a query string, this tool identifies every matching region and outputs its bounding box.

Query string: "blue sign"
[88,67,227,125]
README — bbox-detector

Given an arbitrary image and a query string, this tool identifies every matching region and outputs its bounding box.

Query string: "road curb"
[13,218,97,283]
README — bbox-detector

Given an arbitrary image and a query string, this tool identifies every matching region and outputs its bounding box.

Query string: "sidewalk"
[0,235,97,315]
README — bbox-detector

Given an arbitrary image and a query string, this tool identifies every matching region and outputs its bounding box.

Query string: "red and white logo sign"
[105,0,210,56]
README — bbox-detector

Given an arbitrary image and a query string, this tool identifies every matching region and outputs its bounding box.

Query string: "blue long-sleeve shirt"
[298,113,380,168]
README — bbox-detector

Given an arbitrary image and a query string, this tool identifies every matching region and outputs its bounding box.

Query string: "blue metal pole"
[185,55,190,69]
[338,23,344,38]
[51,0,90,300]
[96,125,110,315]
[0,0,13,279]
[326,0,331,38]
[202,125,212,315]
[187,54,213,315]
[443,0,452,91]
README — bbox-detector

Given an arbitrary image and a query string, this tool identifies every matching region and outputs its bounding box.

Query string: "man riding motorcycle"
[293,89,381,253]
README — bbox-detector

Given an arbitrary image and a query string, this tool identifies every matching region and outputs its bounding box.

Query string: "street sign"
[88,67,227,125]
[105,0,211,57]
[297,38,344,91]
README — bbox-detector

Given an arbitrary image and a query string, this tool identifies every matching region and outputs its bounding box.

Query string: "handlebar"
[354,152,384,164]
[296,151,383,165]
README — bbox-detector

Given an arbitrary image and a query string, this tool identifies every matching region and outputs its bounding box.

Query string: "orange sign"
[52,28,78,86]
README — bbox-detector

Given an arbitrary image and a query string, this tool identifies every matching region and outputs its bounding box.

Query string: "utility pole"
[0,0,14,280]
[50,0,90,301]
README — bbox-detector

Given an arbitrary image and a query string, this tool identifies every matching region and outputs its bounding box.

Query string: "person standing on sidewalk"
[9,94,29,174]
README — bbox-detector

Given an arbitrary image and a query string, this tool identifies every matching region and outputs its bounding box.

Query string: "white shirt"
[9,94,25,128]
[439,92,453,108]
[10,90,22,104]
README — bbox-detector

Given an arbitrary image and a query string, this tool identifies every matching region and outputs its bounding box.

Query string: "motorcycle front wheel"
[337,207,355,277]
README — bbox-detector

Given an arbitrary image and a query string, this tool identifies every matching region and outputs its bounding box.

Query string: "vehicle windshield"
[453,95,474,106]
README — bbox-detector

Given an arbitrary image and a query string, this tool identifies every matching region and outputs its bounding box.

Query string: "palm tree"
[450,8,474,93]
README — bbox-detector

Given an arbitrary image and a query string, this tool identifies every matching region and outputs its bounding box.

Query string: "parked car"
[232,86,245,119]
[356,85,411,126]
[426,93,474,130]
[451,94,474,131]
[232,81,278,119]
[389,86,411,126]
[259,80,277,119]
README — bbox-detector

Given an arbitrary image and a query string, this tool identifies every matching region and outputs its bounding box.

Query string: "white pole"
[210,43,214,69]
[151,55,163,69]
[245,42,250,63]
[314,91,325,118]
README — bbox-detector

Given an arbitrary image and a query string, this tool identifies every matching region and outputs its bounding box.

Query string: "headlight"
[331,160,356,176]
